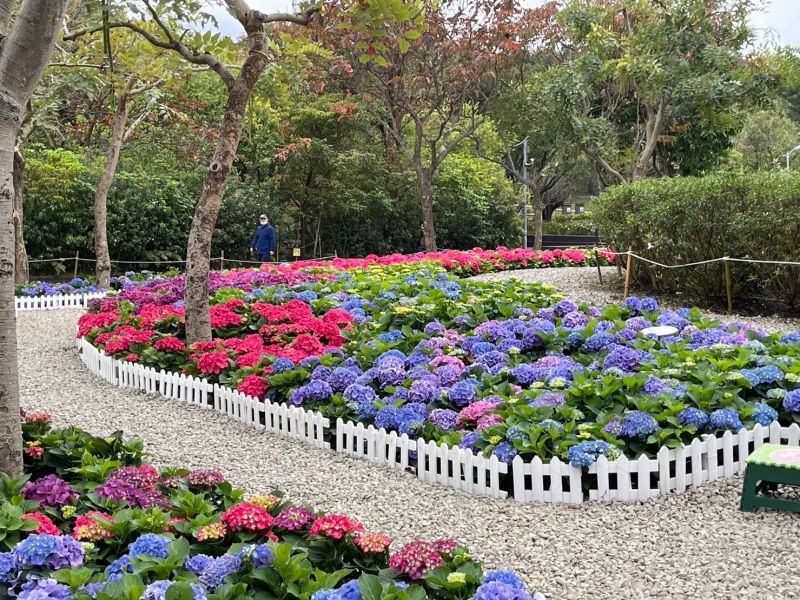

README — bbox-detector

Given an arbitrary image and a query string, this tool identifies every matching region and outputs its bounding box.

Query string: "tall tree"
[333,0,534,251]
[553,0,756,183]
[68,0,419,343]
[0,0,71,475]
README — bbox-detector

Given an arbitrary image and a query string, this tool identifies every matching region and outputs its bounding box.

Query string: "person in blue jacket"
[250,214,276,262]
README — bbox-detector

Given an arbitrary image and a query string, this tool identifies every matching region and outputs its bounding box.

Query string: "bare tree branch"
[64,21,235,90]
[580,143,627,185]
[123,94,158,142]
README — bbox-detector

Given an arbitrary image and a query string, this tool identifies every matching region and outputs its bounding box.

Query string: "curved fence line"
[619,251,800,269]
[74,334,800,503]
[15,292,107,312]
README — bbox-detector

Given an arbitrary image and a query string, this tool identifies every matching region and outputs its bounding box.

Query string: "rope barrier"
[619,252,800,269]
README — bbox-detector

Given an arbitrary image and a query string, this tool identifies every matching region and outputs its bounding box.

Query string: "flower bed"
[5,412,541,600]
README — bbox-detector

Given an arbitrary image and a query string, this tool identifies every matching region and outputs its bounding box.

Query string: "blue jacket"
[251,224,276,254]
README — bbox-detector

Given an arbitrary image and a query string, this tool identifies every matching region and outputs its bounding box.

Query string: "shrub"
[591,171,800,311]
[542,213,598,236]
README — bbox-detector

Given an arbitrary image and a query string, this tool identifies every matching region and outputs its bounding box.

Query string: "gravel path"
[471,267,800,334]
[17,307,800,600]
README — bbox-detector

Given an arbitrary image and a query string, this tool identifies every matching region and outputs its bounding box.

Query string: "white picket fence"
[16,292,106,311]
[75,334,800,503]
[511,422,800,504]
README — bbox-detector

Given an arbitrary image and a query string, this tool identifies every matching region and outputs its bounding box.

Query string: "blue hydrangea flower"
[142,580,207,600]
[311,366,332,382]
[448,381,476,407]
[408,379,436,403]
[251,544,274,568]
[105,555,133,582]
[459,432,481,454]
[619,411,659,440]
[378,330,403,343]
[583,332,614,353]
[707,409,743,432]
[739,366,785,387]
[343,384,377,404]
[374,407,399,430]
[357,401,379,420]
[505,426,528,443]
[640,297,659,312]
[567,441,611,468]
[780,331,800,345]
[377,367,406,389]
[185,554,215,576]
[271,358,295,373]
[751,402,778,426]
[199,554,243,591]
[566,332,583,348]
[329,368,359,392]
[472,581,532,600]
[677,408,709,428]
[334,580,362,600]
[493,442,518,464]
[622,297,642,314]
[312,591,337,600]
[783,389,800,413]
[424,322,446,336]
[129,534,169,559]
[484,571,525,591]
[303,380,334,402]
[14,534,83,570]
[537,419,563,432]
[0,552,16,583]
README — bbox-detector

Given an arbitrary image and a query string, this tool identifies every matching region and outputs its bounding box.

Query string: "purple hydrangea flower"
[18,576,74,600]
[484,571,525,590]
[21,475,77,509]
[784,390,800,413]
[142,580,207,600]
[583,332,614,353]
[528,392,565,408]
[553,300,578,318]
[603,346,643,373]
[199,554,243,591]
[459,432,481,454]
[343,384,377,404]
[429,409,459,431]
[329,368,359,392]
[13,534,84,570]
[561,311,589,330]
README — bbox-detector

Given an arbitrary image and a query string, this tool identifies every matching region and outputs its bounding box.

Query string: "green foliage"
[734,110,800,171]
[592,171,800,310]
[541,214,597,236]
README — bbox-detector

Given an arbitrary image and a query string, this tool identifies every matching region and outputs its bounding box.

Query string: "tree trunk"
[0,0,70,476]
[94,94,129,288]
[184,37,268,344]
[531,188,544,251]
[12,150,27,284]
[417,168,437,252]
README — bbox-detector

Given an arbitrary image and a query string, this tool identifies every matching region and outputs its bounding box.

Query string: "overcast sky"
[206,0,800,48]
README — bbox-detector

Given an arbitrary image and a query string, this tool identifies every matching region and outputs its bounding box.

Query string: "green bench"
[740,444,800,513]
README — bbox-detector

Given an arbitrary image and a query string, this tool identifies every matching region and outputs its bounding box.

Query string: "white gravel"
[471,267,800,334]
[15,301,800,600]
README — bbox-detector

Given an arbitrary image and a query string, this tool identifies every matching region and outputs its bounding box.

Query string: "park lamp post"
[514,137,534,249]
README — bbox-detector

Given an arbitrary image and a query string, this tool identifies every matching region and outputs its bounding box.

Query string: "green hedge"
[542,213,598,236]
[591,171,800,311]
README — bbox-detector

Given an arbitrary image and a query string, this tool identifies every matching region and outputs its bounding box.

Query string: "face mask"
[260,221,267,225]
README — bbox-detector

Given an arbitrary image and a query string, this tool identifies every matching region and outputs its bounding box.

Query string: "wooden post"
[220,250,224,271]
[594,248,603,284]
[623,246,633,299]
[73,250,80,278]
[724,258,733,315]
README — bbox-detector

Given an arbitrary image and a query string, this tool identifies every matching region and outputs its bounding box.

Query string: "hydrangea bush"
[74,253,800,473]
[7,413,542,600]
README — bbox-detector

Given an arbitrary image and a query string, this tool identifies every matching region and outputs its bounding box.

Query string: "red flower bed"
[78,298,354,392]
